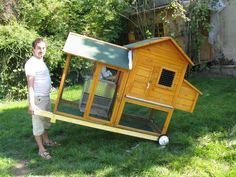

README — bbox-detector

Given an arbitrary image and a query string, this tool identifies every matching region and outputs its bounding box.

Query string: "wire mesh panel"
[79,78,116,118]
[119,102,168,133]
[82,78,115,98]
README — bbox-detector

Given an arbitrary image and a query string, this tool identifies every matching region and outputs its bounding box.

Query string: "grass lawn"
[0,76,235,177]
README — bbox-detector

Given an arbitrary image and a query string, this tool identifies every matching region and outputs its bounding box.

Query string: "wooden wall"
[126,40,188,107]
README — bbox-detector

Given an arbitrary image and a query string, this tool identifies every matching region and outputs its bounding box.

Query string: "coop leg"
[161,109,174,134]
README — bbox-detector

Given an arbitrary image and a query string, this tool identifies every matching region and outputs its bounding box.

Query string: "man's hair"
[32,38,45,49]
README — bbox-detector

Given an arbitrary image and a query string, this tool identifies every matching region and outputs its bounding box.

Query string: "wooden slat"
[35,110,159,141]
[54,54,71,113]
[175,80,199,112]
[125,96,173,110]
[147,91,173,105]
[136,50,186,69]
[110,71,130,125]
[129,87,146,96]
[134,75,149,82]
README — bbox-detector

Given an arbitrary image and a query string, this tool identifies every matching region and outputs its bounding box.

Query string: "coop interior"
[56,57,121,122]
[119,102,168,134]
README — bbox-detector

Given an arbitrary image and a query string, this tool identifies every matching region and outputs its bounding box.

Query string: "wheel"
[158,135,169,146]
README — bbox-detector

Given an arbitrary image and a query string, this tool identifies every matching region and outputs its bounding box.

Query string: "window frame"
[156,67,176,89]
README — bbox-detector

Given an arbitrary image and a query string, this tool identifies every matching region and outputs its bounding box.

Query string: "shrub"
[0,23,67,100]
[17,0,69,37]
[0,23,38,100]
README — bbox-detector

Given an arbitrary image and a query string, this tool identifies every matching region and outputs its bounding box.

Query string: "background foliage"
[185,0,211,64]
[0,23,37,99]
[0,0,129,100]
[0,0,229,100]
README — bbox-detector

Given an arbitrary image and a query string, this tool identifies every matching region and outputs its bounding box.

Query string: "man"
[25,38,59,160]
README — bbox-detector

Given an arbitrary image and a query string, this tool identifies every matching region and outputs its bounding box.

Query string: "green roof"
[63,32,129,69]
[124,37,162,49]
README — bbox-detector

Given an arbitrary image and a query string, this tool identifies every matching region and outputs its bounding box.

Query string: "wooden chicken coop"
[36,32,202,144]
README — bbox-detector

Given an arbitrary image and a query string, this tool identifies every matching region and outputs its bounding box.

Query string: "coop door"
[127,64,155,98]
[127,56,167,99]
[127,60,177,106]
[87,65,121,122]
[55,57,95,118]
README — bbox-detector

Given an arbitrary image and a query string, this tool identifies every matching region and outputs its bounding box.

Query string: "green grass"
[0,76,235,177]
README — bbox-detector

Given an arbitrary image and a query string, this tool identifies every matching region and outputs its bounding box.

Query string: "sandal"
[38,151,52,160]
[44,141,61,147]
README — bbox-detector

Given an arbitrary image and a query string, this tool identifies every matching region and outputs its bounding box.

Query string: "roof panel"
[124,37,194,65]
[63,32,129,69]
[124,37,163,49]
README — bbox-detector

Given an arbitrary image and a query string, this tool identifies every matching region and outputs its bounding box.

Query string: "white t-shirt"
[24,56,51,96]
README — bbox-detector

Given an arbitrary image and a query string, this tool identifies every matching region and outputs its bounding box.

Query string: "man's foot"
[38,151,52,160]
[43,141,61,147]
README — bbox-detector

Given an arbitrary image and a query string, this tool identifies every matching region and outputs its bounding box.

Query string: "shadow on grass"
[0,76,235,176]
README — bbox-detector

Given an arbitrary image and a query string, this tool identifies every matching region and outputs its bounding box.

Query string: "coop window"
[158,69,175,87]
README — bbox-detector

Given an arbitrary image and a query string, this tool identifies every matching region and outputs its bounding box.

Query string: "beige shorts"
[32,96,51,136]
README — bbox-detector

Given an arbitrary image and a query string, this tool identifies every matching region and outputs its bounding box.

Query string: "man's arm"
[27,75,36,115]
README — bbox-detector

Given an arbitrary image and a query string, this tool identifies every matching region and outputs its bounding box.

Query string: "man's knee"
[33,129,44,136]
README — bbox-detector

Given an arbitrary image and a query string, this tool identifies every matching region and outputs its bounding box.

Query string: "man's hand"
[28,104,38,115]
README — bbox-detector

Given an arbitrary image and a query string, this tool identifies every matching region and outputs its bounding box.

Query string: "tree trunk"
[0,0,17,24]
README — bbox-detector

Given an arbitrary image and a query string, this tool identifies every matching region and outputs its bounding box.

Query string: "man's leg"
[35,134,52,160]
[32,112,52,159]
[34,135,46,153]
[42,129,49,144]
[33,97,52,159]
[42,129,60,147]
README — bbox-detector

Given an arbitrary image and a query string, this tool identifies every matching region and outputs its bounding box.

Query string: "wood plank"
[174,102,192,112]
[125,96,173,110]
[161,109,174,134]
[132,81,147,89]
[134,75,149,82]
[83,63,102,118]
[129,87,146,96]
[175,96,195,112]
[148,92,173,104]
[35,109,159,141]
[176,97,194,106]
[110,71,129,125]
[135,67,152,77]
[54,54,71,113]
[136,50,186,69]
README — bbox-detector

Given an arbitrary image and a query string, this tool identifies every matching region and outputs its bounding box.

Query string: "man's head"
[32,38,46,59]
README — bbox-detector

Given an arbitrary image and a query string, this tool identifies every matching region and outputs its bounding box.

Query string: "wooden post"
[83,63,102,118]
[111,71,129,126]
[54,54,71,113]
[161,109,174,134]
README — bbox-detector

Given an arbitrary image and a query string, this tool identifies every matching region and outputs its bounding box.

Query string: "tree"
[0,0,129,99]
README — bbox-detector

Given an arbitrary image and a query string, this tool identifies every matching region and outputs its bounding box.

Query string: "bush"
[0,0,130,100]
[17,0,69,37]
[0,23,38,100]
[0,23,67,100]
[44,36,65,86]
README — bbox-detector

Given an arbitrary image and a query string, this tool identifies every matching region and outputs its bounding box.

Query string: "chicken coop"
[36,32,202,145]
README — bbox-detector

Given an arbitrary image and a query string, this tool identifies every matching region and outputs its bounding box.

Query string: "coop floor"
[56,103,159,133]
[57,102,110,121]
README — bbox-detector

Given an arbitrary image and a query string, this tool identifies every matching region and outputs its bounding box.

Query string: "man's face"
[33,41,46,59]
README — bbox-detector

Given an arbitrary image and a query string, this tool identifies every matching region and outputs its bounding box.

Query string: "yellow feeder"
[36,32,202,145]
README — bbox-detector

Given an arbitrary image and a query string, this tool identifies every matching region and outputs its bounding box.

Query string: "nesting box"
[36,32,202,144]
